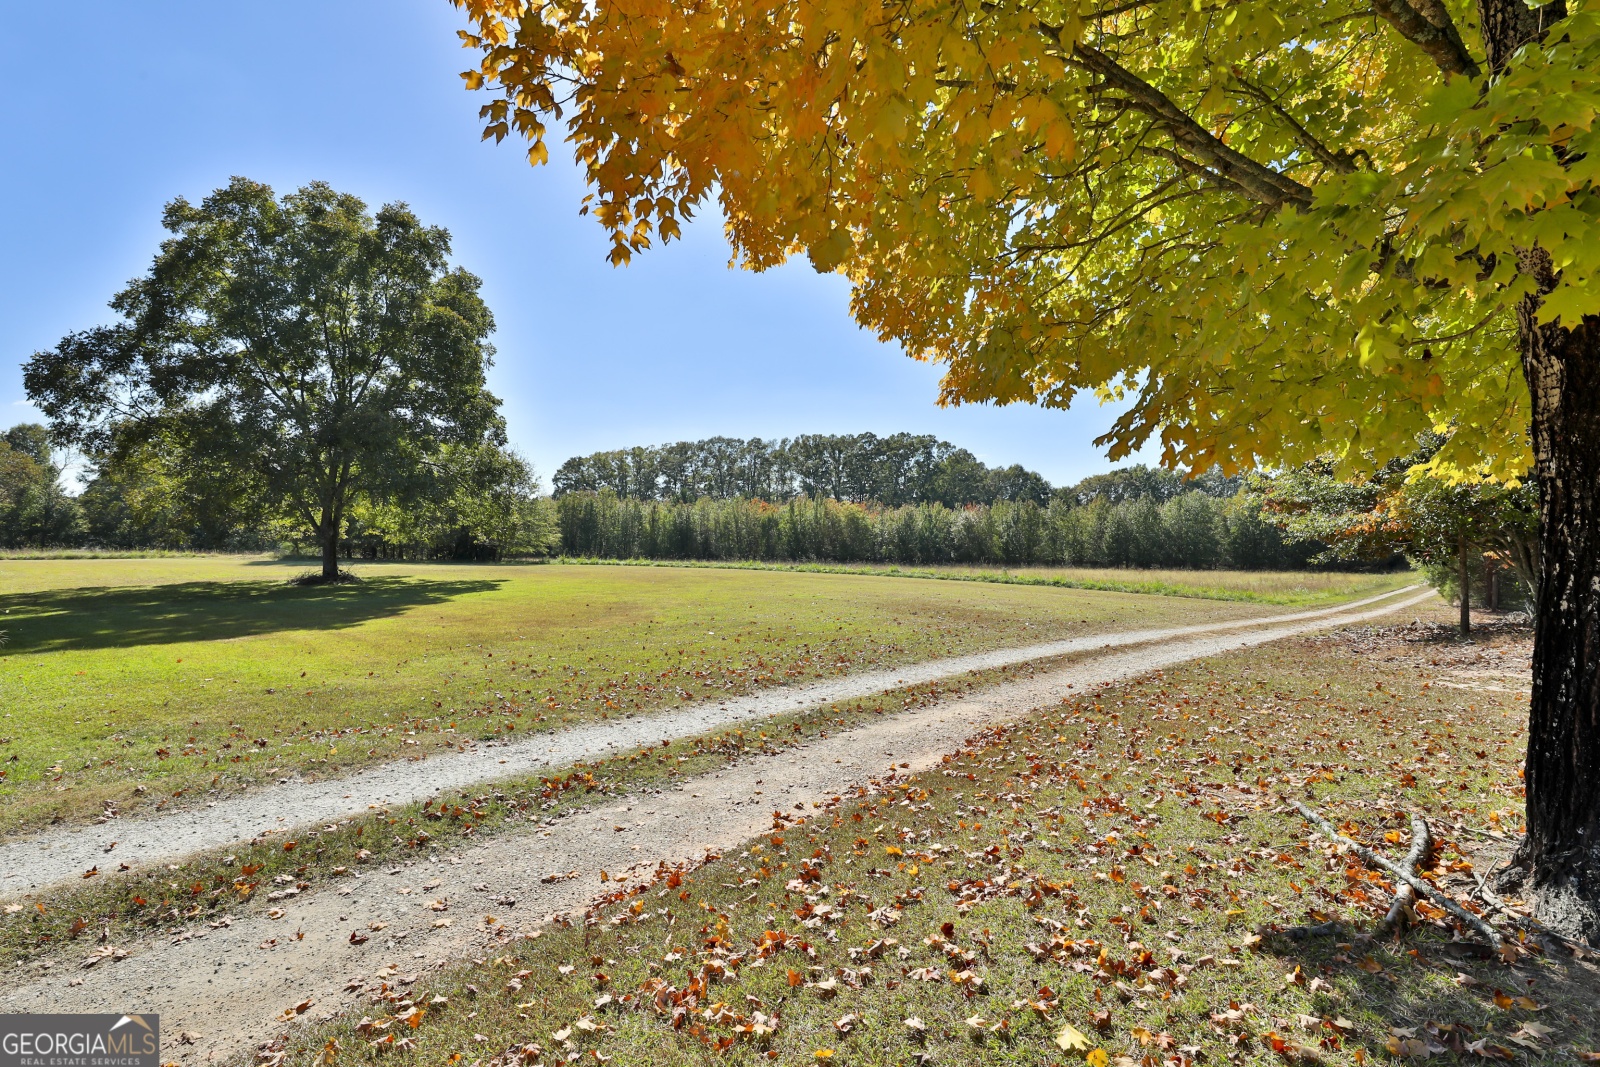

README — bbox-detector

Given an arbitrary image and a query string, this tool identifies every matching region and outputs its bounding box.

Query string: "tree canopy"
[454,0,1597,479]
[26,178,504,579]
[553,432,1055,505]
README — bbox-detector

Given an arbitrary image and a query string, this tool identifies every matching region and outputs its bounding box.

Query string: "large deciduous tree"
[453,0,1600,935]
[27,178,502,581]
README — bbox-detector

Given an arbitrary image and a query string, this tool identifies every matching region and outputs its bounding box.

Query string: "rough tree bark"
[1471,0,1600,944]
[1458,534,1472,637]
[1512,275,1600,943]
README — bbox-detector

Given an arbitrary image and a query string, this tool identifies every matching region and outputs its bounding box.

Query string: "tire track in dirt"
[0,588,1435,1064]
[0,585,1419,898]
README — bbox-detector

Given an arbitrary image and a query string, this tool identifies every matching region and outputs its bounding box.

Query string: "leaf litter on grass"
[250,614,1600,1067]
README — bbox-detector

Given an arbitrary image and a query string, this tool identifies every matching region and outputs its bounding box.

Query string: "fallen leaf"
[1056,1023,1092,1052]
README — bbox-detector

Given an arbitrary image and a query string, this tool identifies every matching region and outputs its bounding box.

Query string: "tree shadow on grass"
[0,576,503,654]
[1260,925,1600,1059]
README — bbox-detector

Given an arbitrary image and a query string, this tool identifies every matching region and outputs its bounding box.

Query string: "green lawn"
[0,556,1299,836]
[270,611,1590,1067]
[553,560,1415,606]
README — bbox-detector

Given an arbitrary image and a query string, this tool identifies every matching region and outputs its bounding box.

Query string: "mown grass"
[553,559,1416,607]
[0,557,1270,837]
[261,610,1600,1067]
[0,548,227,560]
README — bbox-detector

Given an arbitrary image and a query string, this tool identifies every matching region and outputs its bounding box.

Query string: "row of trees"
[0,421,556,560]
[554,487,1317,569]
[0,425,1289,568]
[553,432,1054,506]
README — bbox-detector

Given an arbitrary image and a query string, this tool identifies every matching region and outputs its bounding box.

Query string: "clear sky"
[0,2,1152,488]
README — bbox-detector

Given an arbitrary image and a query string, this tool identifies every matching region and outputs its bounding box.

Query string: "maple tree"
[453,0,1600,939]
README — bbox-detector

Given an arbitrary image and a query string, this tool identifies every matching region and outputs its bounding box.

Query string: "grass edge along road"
[0,583,1428,900]
[0,653,1079,971]
[0,560,1411,838]
[254,610,1594,1067]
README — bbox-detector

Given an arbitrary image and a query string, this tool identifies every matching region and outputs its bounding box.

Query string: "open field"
[554,559,1416,606]
[0,548,227,561]
[0,557,1329,836]
[242,613,1598,1067]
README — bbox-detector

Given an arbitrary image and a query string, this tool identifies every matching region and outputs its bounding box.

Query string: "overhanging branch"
[1371,0,1482,78]
[1067,43,1314,210]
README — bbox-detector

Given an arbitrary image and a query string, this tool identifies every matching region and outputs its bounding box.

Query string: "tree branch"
[1066,42,1314,210]
[1228,75,1362,175]
[1370,0,1482,79]
[1291,801,1504,951]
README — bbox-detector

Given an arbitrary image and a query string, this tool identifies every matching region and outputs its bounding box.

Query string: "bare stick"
[1279,813,1427,942]
[1375,813,1431,937]
[1290,801,1503,952]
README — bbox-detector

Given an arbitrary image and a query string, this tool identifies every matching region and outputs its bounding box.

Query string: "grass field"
[0,556,1346,837]
[0,655,1058,969]
[554,559,1414,606]
[262,614,1591,1067]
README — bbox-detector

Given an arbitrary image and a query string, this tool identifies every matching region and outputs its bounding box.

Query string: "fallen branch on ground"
[1278,812,1428,942]
[1289,801,1503,953]
[1375,813,1431,938]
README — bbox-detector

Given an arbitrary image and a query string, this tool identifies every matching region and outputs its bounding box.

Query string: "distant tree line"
[0,421,555,560]
[3,410,1324,570]
[554,475,1316,569]
[549,439,1308,568]
[553,433,1055,506]
[0,424,82,547]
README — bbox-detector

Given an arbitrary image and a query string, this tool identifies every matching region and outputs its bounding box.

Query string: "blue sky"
[0,2,1151,488]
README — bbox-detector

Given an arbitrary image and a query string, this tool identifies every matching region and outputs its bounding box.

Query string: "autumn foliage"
[453,0,1599,478]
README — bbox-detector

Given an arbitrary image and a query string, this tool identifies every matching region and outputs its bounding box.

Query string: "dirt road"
[0,586,1419,898]
[0,587,1435,1065]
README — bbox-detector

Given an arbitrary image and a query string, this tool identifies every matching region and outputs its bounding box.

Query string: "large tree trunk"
[1458,535,1472,637]
[321,527,341,581]
[1473,0,1600,945]
[318,500,343,582]
[1513,273,1600,944]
